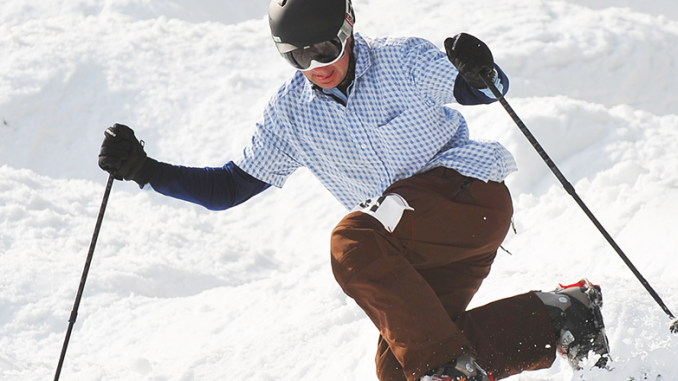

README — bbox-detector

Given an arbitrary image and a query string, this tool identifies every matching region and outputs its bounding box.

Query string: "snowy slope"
[1,0,677,380]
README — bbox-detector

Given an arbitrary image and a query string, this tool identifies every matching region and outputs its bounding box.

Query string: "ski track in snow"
[1,0,677,380]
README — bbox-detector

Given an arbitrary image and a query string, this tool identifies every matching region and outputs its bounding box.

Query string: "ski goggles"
[282,36,348,71]
[280,13,353,71]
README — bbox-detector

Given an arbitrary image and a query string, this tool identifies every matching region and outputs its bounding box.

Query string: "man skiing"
[98,0,610,380]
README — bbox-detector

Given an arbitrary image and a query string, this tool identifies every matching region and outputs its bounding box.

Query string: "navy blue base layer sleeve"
[453,64,509,105]
[146,159,271,210]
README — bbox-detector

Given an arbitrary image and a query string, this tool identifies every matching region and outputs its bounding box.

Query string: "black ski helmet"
[269,0,355,54]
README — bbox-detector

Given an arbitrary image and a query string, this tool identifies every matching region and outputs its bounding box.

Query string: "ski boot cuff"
[535,279,611,370]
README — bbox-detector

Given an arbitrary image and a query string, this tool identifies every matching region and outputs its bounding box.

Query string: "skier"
[98,0,610,380]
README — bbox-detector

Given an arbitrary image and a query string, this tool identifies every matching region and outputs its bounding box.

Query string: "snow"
[1,0,677,380]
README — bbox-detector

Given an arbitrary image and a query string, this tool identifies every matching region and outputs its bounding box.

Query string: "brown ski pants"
[330,168,557,381]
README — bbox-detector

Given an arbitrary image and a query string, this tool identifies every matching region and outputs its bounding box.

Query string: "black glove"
[98,123,152,184]
[444,33,495,89]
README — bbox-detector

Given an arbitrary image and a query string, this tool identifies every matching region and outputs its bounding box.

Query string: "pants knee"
[330,211,396,288]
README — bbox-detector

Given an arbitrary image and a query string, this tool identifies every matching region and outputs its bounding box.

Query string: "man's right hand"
[98,123,148,182]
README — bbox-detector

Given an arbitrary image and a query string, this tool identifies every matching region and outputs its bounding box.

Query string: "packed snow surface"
[1,0,677,380]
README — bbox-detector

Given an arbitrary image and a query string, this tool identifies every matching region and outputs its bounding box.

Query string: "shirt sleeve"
[147,159,271,211]
[233,96,303,188]
[402,38,509,106]
[404,38,459,105]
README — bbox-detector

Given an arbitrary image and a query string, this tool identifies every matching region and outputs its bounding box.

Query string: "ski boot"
[420,354,494,381]
[536,279,611,369]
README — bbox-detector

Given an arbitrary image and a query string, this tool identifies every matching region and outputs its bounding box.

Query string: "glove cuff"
[132,157,158,188]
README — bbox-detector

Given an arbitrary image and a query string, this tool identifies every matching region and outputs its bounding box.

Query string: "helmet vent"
[277,0,287,6]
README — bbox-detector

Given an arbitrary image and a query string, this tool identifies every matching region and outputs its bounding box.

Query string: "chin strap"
[336,36,356,96]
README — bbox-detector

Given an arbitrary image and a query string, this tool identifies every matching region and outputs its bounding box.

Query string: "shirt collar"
[352,33,371,80]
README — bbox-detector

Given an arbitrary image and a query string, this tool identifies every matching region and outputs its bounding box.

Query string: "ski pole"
[479,72,678,335]
[54,172,115,380]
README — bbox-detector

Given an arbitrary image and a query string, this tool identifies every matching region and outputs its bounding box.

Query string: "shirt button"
[361,144,367,149]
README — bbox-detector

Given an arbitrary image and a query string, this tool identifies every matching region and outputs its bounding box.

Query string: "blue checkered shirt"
[234,33,517,210]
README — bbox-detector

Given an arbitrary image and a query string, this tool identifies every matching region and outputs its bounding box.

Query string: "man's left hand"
[444,33,495,89]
